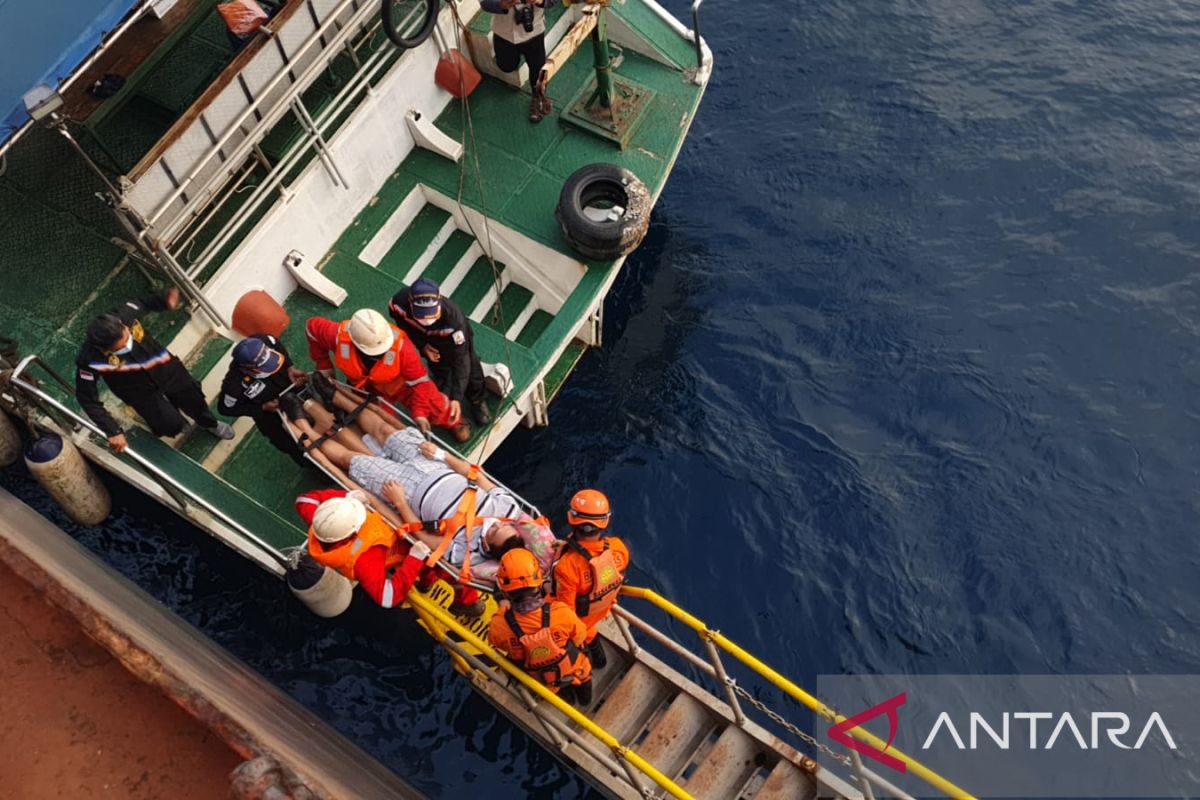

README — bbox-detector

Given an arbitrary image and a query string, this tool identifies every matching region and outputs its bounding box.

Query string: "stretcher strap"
[458,465,481,582]
[424,464,482,576]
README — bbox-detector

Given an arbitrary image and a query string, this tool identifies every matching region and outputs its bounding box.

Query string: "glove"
[409,539,432,561]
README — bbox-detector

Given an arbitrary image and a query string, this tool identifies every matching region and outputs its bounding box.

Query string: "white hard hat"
[348,309,394,356]
[312,496,368,543]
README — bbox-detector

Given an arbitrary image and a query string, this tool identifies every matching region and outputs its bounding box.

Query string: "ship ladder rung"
[590,661,673,744]
[676,725,764,800]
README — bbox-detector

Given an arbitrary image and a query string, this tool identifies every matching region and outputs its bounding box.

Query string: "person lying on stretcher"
[281,376,558,580]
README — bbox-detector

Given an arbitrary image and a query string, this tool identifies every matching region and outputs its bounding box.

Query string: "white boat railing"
[4,354,291,570]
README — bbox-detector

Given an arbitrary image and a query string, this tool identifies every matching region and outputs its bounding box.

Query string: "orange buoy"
[231,289,289,338]
[435,50,481,99]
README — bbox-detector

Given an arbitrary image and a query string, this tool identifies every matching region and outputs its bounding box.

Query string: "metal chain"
[729,682,852,767]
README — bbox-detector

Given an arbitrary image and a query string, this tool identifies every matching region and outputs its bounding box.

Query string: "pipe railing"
[7,355,290,570]
[405,589,695,800]
[177,8,410,277]
[617,586,977,800]
[144,0,380,230]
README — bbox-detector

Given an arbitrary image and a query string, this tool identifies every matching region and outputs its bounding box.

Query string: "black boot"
[278,393,313,424]
[309,370,337,411]
[472,399,492,426]
[449,596,487,618]
[586,638,607,670]
[573,680,593,707]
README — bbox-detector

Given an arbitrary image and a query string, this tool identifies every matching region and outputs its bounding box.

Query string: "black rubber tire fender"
[555,163,650,261]
[382,0,439,50]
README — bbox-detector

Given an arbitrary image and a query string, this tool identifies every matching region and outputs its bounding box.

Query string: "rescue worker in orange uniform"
[488,549,594,706]
[550,489,629,670]
[305,309,470,442]
[302,491,484,616]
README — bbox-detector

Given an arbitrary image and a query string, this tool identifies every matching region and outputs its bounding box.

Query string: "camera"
[513,1,535,33]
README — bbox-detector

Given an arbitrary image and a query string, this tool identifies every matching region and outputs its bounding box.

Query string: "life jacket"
[505,605,585,687]
[307,511,406,580]
[333,320,429,400]
[564,537,625,619]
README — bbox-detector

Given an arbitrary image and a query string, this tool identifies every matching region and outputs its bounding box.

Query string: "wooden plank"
[681,726,762,800]
[753,759,818,800]
[591,662,672,745]
[636,692,715,780]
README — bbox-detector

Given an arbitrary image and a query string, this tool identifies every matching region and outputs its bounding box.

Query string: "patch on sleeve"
[79,370,94,381]
[221,394,239,408]
[452,330,466,346]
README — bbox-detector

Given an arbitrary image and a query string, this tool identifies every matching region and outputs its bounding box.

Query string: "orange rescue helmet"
[496,548,542,592]
[567,489,611,530]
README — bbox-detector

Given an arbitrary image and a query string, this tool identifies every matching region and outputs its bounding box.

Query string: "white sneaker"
[207,421,236,440]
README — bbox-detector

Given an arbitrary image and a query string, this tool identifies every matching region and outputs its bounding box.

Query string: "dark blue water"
[6,0,1200,796]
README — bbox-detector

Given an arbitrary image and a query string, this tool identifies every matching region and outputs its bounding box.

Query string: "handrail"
[177,8,406,272]
[143,0,375,228]
[8,355,290,569]
[637,0,710,77]
[405,590,695,800]
[690,0,704,68]
[619,585,977,800]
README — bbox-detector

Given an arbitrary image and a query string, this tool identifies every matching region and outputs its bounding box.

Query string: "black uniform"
[217,334,303,463]
[387,288,485,406]
[75,293,217,439]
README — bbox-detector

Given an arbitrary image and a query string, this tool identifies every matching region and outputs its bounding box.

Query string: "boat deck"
[0,0,706,556]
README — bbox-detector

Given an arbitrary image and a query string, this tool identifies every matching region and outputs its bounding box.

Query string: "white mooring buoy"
[24,432,111,525]
[0,410,19,467]
[287,553,353,618]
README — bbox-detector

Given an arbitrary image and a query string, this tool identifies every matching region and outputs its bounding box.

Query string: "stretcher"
[276,376,558,592]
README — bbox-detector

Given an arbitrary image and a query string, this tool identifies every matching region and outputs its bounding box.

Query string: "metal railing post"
[690,0,704,68]
[612,611,640,656]
[9,357,289,569]
[702,634,745,726]
[849,750,878,800]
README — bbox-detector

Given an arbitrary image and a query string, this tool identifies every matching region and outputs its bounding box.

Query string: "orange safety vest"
[504,605,589,688]
[307,511,407,580]
[333,320,430,400]
[563,538,625,619]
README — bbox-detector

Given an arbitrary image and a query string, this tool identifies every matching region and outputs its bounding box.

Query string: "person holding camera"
[482,0,558,122]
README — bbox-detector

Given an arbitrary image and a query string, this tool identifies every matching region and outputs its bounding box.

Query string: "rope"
[445,0,520,457]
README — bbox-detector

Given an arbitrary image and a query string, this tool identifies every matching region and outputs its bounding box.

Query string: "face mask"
[250,370,273,379]
[417,317,436,327]
[113,339,134,356]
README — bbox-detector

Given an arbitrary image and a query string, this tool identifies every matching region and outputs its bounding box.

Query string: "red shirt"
[303,316,453,425]
[295,488,422,609]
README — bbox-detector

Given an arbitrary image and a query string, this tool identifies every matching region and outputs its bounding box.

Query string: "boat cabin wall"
[201,3,483,323]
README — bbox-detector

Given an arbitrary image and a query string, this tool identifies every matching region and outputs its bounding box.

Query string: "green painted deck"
[0,0,706,558]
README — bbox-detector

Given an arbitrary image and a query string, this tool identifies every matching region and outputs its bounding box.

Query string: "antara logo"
[921,711,1178,751]
[828,692,908,773]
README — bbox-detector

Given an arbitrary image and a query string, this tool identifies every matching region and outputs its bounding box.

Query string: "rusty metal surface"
[0,488,424,800]
[636,692,715,781]
[679,725,762,800]
[591,660,673,744]
[753,759,819,800]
